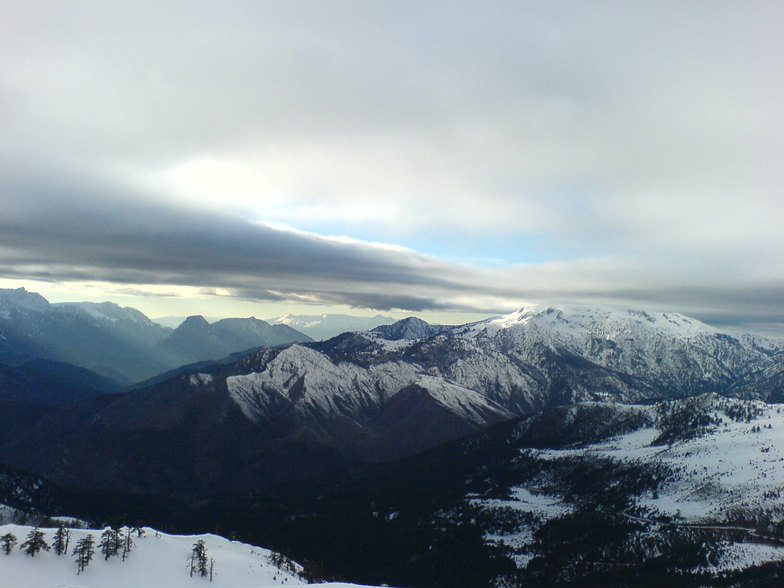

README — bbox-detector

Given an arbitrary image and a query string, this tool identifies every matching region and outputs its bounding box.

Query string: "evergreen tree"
[189,539,209,577]
[20,527,49,557]
[98,527,121,559]
[0,533,16,555]
[121,527,135,561]
[52,525,70,556]
[73,534,95,575]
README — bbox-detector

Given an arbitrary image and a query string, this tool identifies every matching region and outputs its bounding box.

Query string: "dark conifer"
[73,534,95,574]
[20,527,49,557]
[189,539,209,577]
[52,525,70,556]
[0,533,17,555]
[98,527,120,559]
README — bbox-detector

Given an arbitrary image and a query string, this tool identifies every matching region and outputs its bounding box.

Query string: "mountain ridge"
[1,303,780,496]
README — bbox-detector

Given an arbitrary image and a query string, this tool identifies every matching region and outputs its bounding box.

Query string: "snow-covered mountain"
[0,523,374,588]
[269,313,395,341]
[2,303,780,497]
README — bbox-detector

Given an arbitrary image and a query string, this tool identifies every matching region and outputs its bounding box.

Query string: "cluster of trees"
[1,525,215,581]
[0,525,135,574]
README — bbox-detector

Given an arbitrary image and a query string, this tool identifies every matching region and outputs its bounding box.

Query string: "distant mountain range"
[268,313,395,340]
[0,288,312,386]
[2,304,780,496]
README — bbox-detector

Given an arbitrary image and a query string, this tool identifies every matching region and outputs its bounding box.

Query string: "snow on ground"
[413,375,513,424]
[471,487,574,569]
[478,487,574,520]
[709,542,784,572]
[534,402,784,522]
[0,524,378,588]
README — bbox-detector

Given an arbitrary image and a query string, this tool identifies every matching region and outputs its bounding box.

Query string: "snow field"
[0,524,376,588]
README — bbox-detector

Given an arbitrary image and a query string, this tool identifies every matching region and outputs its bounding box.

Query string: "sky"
[0,1,782,332]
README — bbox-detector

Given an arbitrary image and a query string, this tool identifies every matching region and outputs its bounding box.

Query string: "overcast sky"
[1,1,782,332]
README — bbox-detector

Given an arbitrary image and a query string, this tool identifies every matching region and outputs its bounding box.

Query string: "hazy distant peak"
[177,314,211,329]
[0,286,50,312]
[52,300,155,325]
[269,313,395,340]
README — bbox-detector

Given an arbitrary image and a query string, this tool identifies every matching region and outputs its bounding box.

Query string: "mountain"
[269,313,395,341]
[0,288,312,385]
[153,315,226,328]
[0,288,171,383]
[369,316,447,340]
[1,304,780,497]
[157,315,312,367]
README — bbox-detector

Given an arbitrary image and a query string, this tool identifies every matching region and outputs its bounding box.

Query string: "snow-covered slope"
[471,394,784,579]
[0,524,375,588]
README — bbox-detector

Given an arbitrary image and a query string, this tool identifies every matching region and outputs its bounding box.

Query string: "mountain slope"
[0,359,119,405]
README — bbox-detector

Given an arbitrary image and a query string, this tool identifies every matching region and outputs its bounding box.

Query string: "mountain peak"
[0,287,50,313]
[177,314,211,329]
[371,316,443,340]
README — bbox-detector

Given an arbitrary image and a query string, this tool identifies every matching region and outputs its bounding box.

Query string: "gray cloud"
[0,1,782,333]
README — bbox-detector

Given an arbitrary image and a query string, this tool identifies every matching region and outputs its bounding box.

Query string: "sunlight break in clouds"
[0,1,782,333]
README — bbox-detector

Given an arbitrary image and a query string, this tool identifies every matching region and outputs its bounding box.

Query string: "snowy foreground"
[0,524,377,588]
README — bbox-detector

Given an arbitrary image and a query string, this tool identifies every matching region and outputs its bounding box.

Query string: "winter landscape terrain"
[0,288,782,586]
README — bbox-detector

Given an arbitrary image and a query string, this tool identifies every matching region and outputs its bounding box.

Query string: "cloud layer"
[1,1,782,332]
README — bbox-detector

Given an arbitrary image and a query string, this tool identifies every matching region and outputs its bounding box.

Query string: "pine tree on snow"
[73,534,95,575]
[189,539,210,578]
[0,533,16,555]
[121,527,135,561]
[52,525,70,556]
[19,527,49,557]
[98,527,121,559]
